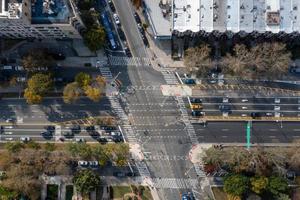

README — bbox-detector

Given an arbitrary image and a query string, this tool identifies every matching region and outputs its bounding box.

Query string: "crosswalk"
[108,96,137,143]
[99,66,113,80]
[161,70,179,85]
[153,178,198,189]
[108,56,151,66]
[135,161,151,178]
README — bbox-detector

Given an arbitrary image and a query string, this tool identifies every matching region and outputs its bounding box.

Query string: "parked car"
[190,98,202,104]
[184,79,196,85]
[219,104,231,111]
[113,172,126,177]
[108,0,116,12]
[20,137,31,142]
[113,13,121,25]
[75,138,86,143]
[191,111,204,117]
[89,161,99,168]
[191,104,203,110]
[78,161,89,167]
[117,28,126,41]
[133,12,141,24]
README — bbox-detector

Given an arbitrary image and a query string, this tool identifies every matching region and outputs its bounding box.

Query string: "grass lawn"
[47,184,59,200]
[65,185,73,200]
[141,186,153,200]
[211,187,227,200]
[111,186,132,199]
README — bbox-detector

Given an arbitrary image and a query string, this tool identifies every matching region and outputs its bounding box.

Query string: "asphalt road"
[0,97,113,124]
[112,0,194,199]
[186,97,300,117]
[193,121,300,143]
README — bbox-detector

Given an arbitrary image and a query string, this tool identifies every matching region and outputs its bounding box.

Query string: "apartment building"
[0,0,85,39]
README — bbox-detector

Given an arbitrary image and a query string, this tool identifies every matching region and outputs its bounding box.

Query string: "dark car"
[117,28,126,41]
[113,172,126,177]
[100,126,116,131]
[190,98,202,104]
[125,47,132,57]
[108,0,116,12]
[251,112,261,118]
[219,104,231,111]
[191,111,204,117]
[71,125,81,133]
[98,137,108,144]
[86,126,95,131]
[142,35,149,47]
[184,79,196,85]
[134,12,142,24]
[49,52,65,60]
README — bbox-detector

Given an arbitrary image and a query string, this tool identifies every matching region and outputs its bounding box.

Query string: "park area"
[110,185,153,200]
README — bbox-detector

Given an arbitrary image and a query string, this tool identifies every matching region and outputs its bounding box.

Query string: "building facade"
[0,0,85,39]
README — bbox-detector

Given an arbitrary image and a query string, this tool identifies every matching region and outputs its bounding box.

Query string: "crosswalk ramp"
[108,56,151,66]
[194,164,206,177]
[153,178,198,189]
[161,70,179,85]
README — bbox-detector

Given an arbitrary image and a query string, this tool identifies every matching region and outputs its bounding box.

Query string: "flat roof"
[173,0,300,34]
[31,0,73,24]
[144,0,172,38]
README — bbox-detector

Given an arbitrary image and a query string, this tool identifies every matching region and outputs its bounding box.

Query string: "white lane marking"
[269,136,276,138]
[269,129,278,131]
[222,129,229,131]
[293,129,300,131]
[221,135,228,138]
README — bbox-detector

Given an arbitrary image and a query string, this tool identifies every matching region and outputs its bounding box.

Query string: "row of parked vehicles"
[189,97,205,117]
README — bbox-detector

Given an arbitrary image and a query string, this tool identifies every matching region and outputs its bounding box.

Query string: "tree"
[84,26,106,52]
[132,0,142,8]
[4,142,25,153]
[108,143,130,167]
[24,89,43,104]
[92,145,110,166]
[221,44,254,78]
[63,82,82,104]
[223,174,249,197]
[276,193,291,200]
[66,143,92,159]
[75,72,92,88]
[73,169,101,196]
[0,185,19,200]
[27,73,53,95]
[250,176,268,194]
[26,140,41,150]
[22,51,53,73]
[202,147,224,169]
[267,176,288,196]
[184,45,212,77]
[84,85,102,102]
[44,142,56,152]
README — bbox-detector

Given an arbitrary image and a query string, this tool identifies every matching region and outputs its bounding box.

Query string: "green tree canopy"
[224,174,249,197]
[73,169,101,196]
[4,142,25,153]
[250,176,268,194]
[267,176,288,196]
[66,143,93,159]
[75,72,92,88]
[27,73,53,95]
[84,26,106,52]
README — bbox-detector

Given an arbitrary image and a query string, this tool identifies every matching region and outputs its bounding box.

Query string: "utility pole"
[246,121,251,149]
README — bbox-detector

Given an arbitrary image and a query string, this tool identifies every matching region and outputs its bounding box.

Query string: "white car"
[15,66,24,71]
[242,106,248,110]
[274,106,280,111]
[78,161,89,167]
[113,13,120,25]
[223,97,229,103]
[274,98,280,103]
[75,138,85,143]
[20,137,31,142]
[241,114,247,117]
[266,112,273,116]
[241,99,248,102]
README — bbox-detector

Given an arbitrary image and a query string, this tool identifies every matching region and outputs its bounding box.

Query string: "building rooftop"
[144,0,172,38]
[173,0,300,34]
[31,0,73,24]
[0,0,23,19]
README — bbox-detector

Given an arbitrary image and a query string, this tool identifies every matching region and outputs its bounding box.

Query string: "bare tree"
[184,45,213,77]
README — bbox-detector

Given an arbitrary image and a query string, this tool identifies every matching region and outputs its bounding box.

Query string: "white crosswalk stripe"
[161,70,179,85]
[99,67,113,80]
[108,96,137,143]
[108,56,151,66]
[153,178,198,189]
[135,161,151,178]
